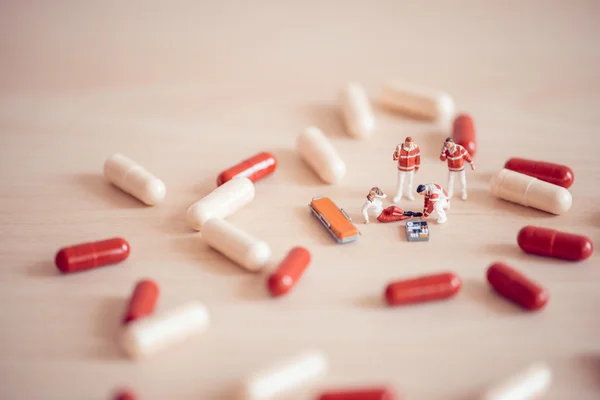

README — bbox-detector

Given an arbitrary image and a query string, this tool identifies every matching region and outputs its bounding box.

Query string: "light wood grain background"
[1,1,599,399]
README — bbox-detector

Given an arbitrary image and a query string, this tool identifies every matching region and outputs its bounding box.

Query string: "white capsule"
[203,218,271,271]
[340,82,375,139]
[239,351,327,400]
[103,153,166,206]
[120,301,210,360]
[481,363,552,400]
[490,169,572,215]
[187,177,255,231]
[296,127,346,184]
[380,81,455,126]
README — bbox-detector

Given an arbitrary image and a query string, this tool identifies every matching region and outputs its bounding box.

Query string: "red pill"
[384,272,461,306]
[317,387,397,400]
[487,262,549,311]
[504,158,574,188]
[122,279,160,324]
[452,114,476,157]
[216,152,277,186]
[518,225,593,261]
[55,237,130,273]
[112,389,137,400]
[267,247,311,297]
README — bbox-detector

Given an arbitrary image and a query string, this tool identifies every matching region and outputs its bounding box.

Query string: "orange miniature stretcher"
[309,196,360,244]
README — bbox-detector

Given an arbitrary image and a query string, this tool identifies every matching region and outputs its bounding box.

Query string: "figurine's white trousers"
[434,198,450,224]
[395,170,414,199]
[447,170,466,199]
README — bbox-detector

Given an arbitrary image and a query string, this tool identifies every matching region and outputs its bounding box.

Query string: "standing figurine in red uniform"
[440,137,475,200]
[417,183,450,224]
[392,136,421,203]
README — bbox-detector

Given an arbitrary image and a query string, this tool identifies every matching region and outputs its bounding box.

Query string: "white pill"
[238,350,327,400]
[203,218,271,272]
[296,127,346,184]
[380,81,455,125]
[103,153,166,206]
[490,168,572,215]
[187,177,255,231]
[340,82,375,139]
[120,301,209,360]
[481,363,551,400]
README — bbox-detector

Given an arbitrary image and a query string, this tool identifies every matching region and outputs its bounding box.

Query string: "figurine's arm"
[422,197,431,217]
[423,194,437,218]
[439,148,447,162]
[415,146,421,171]
[463,148,475,170]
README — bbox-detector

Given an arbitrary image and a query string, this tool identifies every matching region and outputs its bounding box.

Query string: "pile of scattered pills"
[47,80,594,399]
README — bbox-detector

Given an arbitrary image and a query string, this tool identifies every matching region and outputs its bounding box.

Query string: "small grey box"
[406,221,430,242]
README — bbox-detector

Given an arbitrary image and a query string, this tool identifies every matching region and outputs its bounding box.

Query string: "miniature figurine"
[416,183,450,224]
[392,136,421,203]
[440,137,475,200]
[362,187,387,224]
[362,187,422,223]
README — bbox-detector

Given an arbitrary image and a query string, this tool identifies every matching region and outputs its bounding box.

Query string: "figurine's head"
[445,137,455,151]
[367,187,384,201]
[416,184,427,196]
[404,136,413,147]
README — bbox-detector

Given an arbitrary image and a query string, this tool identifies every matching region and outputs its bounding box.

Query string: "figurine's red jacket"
[422,183,448,217]
[440,144,473,171]
[395,143,421,172]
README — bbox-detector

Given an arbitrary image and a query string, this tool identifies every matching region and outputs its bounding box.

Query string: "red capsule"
[217,152,277,186]
[487,262,549,311]
[317,387,397,400]
[452,114,476,157]
[267,247,311,297]
[112,389,137,400]
[504,158,574,188]
[122,279,160,324]
[384,272,461,306]
[55,237,130,273]
[518,226,593,261]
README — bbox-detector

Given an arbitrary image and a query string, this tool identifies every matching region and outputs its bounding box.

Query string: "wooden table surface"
[1,1,599,399]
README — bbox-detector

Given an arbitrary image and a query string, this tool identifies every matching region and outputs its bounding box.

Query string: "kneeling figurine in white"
[416,183,450,224]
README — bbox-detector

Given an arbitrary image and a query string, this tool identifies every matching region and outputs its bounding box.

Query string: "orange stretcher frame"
[309,196,360,244]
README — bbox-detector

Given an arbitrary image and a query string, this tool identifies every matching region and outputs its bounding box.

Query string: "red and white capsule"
[267,247,311,297]
[123,279,160,324]
[217,152,277,186]
[384,272,461,306]
[55,237,130,273]
[487,262,549,311]
[317,387,397,400]
[504,158,574,189]
[452,114,476,156]
[518,225,593,261]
